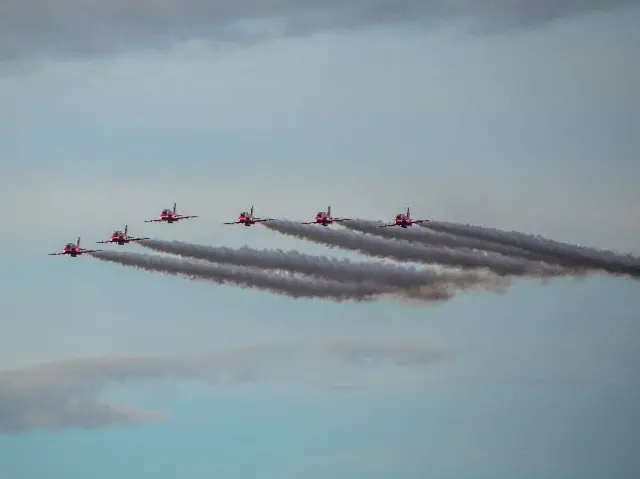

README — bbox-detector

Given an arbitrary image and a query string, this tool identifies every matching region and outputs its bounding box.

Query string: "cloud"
[1,0,637,62]
[0,340,449,433]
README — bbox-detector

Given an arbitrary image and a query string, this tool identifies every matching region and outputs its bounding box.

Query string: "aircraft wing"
[331,218,350,222]
[378,223,397,228]
[411,219,428,224]
[144,218,163,223]
[47,252,66,255]
[253,218,274,223]
[301,221,316,224]
[176,215,198,220]
[96,239,113,244]
[223,221,242,225]
[128,237,151,242]
[80,248,102,253]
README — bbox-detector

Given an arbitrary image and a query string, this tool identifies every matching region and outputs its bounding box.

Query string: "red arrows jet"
[302,205,350,226]
[48,237,101,257]
[224,206,274,226]
[96,225,150,245]
[144,202,198,224]
[379,207,428,228]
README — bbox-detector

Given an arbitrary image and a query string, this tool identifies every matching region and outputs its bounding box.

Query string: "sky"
[1,1,640,478]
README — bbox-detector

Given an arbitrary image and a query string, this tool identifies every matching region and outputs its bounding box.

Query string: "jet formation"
[48,203,429,256]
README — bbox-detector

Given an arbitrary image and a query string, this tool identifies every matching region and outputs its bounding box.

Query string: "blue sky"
[1,2,640,478]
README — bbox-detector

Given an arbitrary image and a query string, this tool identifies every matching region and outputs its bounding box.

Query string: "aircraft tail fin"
[173,202,177,213]
[251,206,254,217]
[407,207,410,218]
[328,205,331,217]
[77,236,81,247]
[124,224,128,236]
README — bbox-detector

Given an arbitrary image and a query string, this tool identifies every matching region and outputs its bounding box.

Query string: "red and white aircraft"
[48,237,101,257]
[302,205,350,226]
[379,207,428,228]
[224,206,274,226]
[144,202,198,224]
[96,225,150,245]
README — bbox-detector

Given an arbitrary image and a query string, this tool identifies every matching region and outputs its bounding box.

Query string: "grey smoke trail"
[262,220,576,278]
[137,239,506,293]
[422,221,640,278]
[342,219,563,262]
[88,251,390,302]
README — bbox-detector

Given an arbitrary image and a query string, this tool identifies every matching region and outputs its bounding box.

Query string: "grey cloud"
[0,341,448,433]
[1,0,637,62]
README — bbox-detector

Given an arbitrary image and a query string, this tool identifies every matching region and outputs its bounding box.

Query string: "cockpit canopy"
[65,243,75,248]
[162,209,170,214]
[113,230,122,236]
[240,211,248,216]
[396,214,403,219]
[317,212,326,217]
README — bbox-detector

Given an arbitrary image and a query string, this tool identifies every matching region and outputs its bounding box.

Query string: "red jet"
[48,237,102,257]
[302,205,350,226]
[96,225,150,245]
[144,202,198,224]
[379,207,428,228]
[224,206,274,226]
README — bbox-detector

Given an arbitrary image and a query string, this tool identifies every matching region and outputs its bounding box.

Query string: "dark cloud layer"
[1,0,636,61]
[0,341,448,433]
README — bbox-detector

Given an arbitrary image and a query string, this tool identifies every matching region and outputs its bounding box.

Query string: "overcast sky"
[1,2,639,478]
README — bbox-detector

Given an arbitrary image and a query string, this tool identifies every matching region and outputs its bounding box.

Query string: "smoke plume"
[88,250,391,302]
[342,219,563,263]
[422,221,640,278]
[262,220,581,278]
[137,239,507,294]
